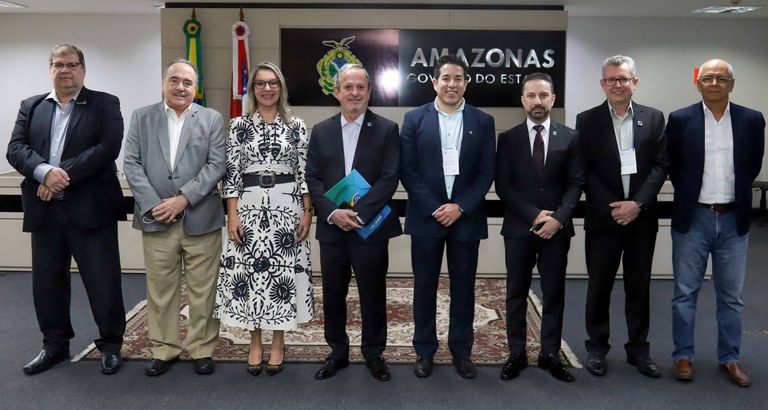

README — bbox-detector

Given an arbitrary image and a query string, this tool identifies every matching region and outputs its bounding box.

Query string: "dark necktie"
[532,124,545,170]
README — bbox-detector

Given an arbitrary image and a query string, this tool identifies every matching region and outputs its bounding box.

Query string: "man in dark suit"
[124,60,225,377]
[576,55,667,378]
[400,54,496,379]
[306,64,402,382]
[496,73,583,382]
[666,59,764,387]
[6,44,126,375]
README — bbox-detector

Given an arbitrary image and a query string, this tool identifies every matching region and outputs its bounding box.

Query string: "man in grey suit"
[124,59,226,377]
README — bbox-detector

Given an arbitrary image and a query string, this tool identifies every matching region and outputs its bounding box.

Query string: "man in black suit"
[667,59,764,387]
[576,55,668,378]
[6,44,126,375]
[305,64,402,381]
[496,73,583,382]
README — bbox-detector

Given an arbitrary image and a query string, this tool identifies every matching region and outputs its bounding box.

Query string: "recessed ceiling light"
[691,6,761,13]
[0,0,28,8]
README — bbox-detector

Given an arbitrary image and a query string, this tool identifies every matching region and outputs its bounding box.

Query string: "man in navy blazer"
[7,44,126,375]
[666,59,764,387]
[496,73,583,382]
[576,55,667,379]
[401,54,496,379]
[306,64,402,381]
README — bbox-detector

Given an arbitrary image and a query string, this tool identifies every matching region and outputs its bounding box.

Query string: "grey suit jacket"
[123,101,226,235]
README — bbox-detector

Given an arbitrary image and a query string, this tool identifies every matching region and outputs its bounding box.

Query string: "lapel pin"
[469,130,473,135]
[76,101,87,105]
[552,130,558,136]
[366,122,372,127]
[637,120,643,127]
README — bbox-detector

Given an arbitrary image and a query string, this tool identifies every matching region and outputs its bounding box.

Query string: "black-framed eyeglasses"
[254,80,280,89]
[602,77,634,86]
[699,76,733,85]
[51,62,82,71]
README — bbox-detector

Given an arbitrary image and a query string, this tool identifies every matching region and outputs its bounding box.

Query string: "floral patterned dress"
[213,112,314,330]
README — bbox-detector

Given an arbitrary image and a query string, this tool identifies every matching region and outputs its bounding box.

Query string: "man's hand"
[151,195,189,224]
[36,184,54,202]
[434,203,462,227]
[43,167,70,192]
[609,200,641,225]
[533,210,562,239]
[330,209,362,231]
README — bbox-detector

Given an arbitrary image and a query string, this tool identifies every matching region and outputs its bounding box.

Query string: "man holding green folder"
[306,64,402,382]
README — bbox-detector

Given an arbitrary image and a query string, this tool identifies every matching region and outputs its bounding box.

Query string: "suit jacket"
[400,102,496,241]
[123,101,226,235]
[305,109,403,243]
[496,120,584,239]
[575,100,668,233]
[666,102,765,236]
[6,87,126,232]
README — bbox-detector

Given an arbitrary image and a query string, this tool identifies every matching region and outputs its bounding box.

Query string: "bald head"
[697,58,735,110]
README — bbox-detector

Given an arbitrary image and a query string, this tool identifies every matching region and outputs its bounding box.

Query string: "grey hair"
[699,59,734,78]
[333,64,370,88]
[602,55,636,78]
[49,43,85,68]
[165,58,198,77]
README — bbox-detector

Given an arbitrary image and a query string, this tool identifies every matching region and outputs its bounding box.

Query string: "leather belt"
[242,172,295,188]
[698,202,735,213]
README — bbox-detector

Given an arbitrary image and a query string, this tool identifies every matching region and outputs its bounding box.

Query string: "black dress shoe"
[500,352,528,380]
[366,356,391,381]
[585,351,607,376]
[452,357,477,379]
[100,351,122,375]
[194,357,215,375]
[627,355,661,378]
[145,357,178,377]
[23,349,69,375]
[538,354,575,382]
[414,355,434,378]
[314,357,349,380]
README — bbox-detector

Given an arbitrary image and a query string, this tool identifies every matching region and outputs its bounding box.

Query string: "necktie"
[533,124,545,169]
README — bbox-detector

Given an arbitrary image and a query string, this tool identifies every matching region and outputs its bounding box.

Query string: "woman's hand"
[227,214,244,245]
[296,211,312,243]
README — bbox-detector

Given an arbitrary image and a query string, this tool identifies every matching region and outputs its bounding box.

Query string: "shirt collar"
[702,101,731,117]
[46,89,82,105]
[164,101,192,118]
[434,98,465,116]
[608,101,634,119]
[340,111,365,128]
[526,117,551,133]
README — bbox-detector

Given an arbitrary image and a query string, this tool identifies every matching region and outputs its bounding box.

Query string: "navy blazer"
[400,102,496,241]
[576,100,668,233]
[496,120,584,239]
[6,87,126,232]
[305,109,403,243]
[666,102,765,236]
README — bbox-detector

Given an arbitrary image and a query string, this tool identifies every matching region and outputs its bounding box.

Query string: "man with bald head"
[124,59,226,377]
[666,59,764,387]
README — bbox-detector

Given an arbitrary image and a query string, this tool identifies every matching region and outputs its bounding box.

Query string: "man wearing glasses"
[7,44,126,375]
[666,59,764,387]
[576,55,668,379]
[124,59,226,377]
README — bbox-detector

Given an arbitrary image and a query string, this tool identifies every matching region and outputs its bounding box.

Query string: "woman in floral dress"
[213,62,314,376]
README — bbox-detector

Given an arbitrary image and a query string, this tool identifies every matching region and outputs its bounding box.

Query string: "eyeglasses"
[699,76,733,85]
[51,62,82,71]
[254,80,280,89]
[602,77,634,86]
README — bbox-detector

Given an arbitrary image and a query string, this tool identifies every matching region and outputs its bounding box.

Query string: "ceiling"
[2,0,768,18]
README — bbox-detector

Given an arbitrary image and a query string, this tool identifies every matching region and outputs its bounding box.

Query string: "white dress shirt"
[164,101,191,171]
[698,102,735,204]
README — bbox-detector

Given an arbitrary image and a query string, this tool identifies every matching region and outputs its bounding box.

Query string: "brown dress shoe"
[672,359,693,381]
[719,361,751,387]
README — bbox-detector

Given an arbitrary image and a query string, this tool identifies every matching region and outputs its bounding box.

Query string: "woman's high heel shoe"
[247,361,263,376]
[266,346,285,376]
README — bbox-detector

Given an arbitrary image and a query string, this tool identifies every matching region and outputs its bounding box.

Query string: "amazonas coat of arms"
[316,36,363,95]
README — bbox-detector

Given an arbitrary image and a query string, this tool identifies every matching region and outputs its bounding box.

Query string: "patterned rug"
[74,278,578,367]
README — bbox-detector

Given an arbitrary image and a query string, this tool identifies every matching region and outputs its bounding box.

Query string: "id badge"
[442,148,460,175]
[620,148,637,175]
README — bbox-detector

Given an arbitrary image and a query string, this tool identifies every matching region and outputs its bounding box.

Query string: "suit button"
[168,176,173,180]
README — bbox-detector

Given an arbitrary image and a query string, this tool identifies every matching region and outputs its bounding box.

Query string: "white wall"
[566,16,768,179]
[0,13,161,173]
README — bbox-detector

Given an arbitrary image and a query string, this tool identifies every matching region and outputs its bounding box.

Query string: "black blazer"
[575,100,668,233]
[666,102,765,236]
[496,120,584,239]
[6,87,126,232]
[305,109,403,243]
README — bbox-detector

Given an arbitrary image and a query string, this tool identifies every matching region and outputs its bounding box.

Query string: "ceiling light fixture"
[0,0,28,8]
[693,0,761,13]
